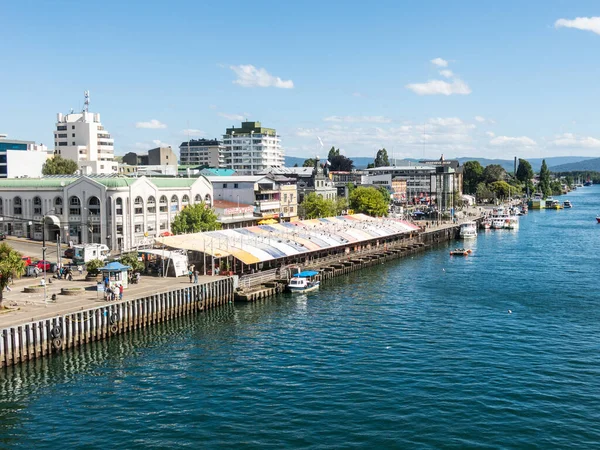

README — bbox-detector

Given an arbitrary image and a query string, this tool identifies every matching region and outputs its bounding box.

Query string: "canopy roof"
[99,262,131,272]
[293,270,319,278]
[155,214,420,266]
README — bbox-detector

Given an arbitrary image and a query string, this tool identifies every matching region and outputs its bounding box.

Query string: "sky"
[2,0,600,161]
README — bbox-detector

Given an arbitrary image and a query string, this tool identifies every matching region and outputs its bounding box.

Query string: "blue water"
[1,187,600,449]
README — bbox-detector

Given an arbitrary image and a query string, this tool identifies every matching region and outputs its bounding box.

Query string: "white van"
[73,244,111,263]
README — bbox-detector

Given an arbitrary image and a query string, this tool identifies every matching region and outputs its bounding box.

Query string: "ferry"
[287,270,321,293]
[459,221,478,239]
[563,200,573,208]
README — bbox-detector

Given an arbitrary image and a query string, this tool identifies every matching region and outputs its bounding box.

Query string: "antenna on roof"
[83,90,90,113]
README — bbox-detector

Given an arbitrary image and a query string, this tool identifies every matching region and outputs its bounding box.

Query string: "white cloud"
[229,64,294,88]
[474,116,486,123]
[431,57,448,67]
[489,136,537,147]
[485,131,495,137]
[135,119,167,129]
[439,69,453,78]
[352,92,363,97]
[548,133,600,148]
[323,115,392,124]
[555,17,600,35]
[218,112,247,122]
[406,78,472,96]
[133,139,173,151]
[181,129,205,136]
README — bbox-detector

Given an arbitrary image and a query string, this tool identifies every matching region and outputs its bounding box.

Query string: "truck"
[72,244,111,264]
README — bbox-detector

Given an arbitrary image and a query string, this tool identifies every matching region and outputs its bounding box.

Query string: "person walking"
[119,284,124,301]
[77,264,83,275]
[193,269,199,284]
[189,269,193,283]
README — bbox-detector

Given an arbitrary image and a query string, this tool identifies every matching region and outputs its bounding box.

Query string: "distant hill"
[550,157,600,172]
[284,155,596,171]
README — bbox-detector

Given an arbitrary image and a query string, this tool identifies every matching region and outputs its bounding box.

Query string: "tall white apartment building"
[223,121,284,175]
[54,91,118,175]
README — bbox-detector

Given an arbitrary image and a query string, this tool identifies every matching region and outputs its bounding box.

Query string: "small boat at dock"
[287,270,321,293]
[459,221,478,239]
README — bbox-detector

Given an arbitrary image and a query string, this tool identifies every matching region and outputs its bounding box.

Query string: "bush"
[85,259,104,276]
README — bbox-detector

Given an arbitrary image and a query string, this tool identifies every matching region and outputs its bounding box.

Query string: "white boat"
[287,270,321,293]
[505,216,520,229]
[459,221,478,239]
[563,200,572,208]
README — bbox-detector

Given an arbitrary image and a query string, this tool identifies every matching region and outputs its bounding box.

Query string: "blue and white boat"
[287,270,321,293]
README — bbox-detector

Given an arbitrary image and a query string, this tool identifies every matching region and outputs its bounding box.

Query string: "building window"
[234,183,238,189]
[54,196,63,214]
[170,195,179,212]
[72,133,75,137]
[0,197,3,215]
[134,196,143,215]
[159,195,168,213]
[57,126,67,131]
[147,196,156,213]
[58,134,67,138]
[160,221,167,230]
[72,125,75,129]
[134,224,143,233]
[194,194,201,202]
[72,142,75,145]
[88,196,100,215]
[223,183,227,188]
[204,194,212,205]
[59,142,67,146]
[13,196,22,215]
[116,198,123,215]
[182,195,190,206]
[116,224,123,235]
[33,196,42,215]
[147,223,156,232]
[69,196,81,215]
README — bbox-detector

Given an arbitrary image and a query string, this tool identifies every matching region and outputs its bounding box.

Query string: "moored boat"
[563,200,572,208]
[459,221,478,239]
[287,270,321,293]
[450,248,472,256]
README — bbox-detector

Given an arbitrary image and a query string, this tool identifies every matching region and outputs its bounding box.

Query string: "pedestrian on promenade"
[77,265,83,275]
[33,267,40,278]
[106,286,113,301]
[119,284,124,301]
[189,269,193,283]
[104,276,110,289]
[193,270,199,284]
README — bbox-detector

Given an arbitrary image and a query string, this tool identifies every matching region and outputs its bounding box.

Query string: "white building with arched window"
[0,175,213,252]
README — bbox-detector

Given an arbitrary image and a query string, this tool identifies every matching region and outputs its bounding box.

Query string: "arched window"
[159,195,168,213]
[54,196,63,215]
[147,196,156,214]
[194,194,201,202]
[134,196,144,215]
[33,196,42,215]
[204,194,212,206]
[14,197,22,215]
[182,195,190,206]
[69,196,81,215]
[87,196,101,216]
[115,197,123,215]
[171,195,179,212]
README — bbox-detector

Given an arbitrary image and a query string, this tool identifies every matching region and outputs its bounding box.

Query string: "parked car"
[64,248,74,259]
[22,256,32,266]
[35,260,52,271]
[0,231,6,240]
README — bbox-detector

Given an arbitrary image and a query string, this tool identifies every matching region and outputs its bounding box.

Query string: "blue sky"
[2,0,600,161]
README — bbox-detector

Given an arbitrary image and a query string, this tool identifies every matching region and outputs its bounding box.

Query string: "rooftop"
[179,138,222,147]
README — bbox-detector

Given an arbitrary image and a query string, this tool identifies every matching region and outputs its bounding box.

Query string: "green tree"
[516,158,534,184]
[0,243,26,308]
[462,161,484,194]
[301,193,337,219]
[328,146,340,160]
[489,180,512,199]
[85,259,105,277]
[366,163,375,169]
[377,186,391,205]
[349,186,389,217]
[453,190,463,208]
[302,158,316,167]
[335,197,349,215]
[475,182,494,201]
[42,155,79,175]
[483,164,507,184]
[550,180,563,196]
[374,148,390,167]
[171,203,221,234]
[329,154,354,171]
[538,159,552,198]
[120,252,145,273]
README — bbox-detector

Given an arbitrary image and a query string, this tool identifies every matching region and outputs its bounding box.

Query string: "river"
[1,186,600,449]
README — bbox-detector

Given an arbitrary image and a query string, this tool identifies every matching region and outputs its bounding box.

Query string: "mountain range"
[283,156,598,172]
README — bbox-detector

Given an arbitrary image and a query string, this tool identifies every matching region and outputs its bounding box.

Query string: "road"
[4,236,68,264]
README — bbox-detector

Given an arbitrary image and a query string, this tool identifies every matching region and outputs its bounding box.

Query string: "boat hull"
[288,282,320,294]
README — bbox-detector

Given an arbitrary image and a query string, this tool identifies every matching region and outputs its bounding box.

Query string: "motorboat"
[450,248,472,256]
[459,221,478,239]
[505,216,520,229]
[480,219,491,230]
[548,199,562,210]
[287,270,321,293]
[596,216,600,224]
[563,200,573,208]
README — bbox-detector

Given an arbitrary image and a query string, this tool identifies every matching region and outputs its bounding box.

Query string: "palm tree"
[0,243,26,308]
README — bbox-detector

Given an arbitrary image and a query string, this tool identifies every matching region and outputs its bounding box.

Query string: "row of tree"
[302,185,389,219]
[302,147,355,172]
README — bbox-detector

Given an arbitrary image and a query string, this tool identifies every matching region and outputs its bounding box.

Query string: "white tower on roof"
[54,91,117,175]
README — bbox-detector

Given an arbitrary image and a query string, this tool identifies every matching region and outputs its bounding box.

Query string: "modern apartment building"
[223,121,284,175]
[0,136,48,178]
[179,139,225,167]
[53,92,118,175]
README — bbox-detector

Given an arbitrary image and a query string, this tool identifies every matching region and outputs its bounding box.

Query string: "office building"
[179,139,225,167]
[0,136,48,178]
[223,121,284,175]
